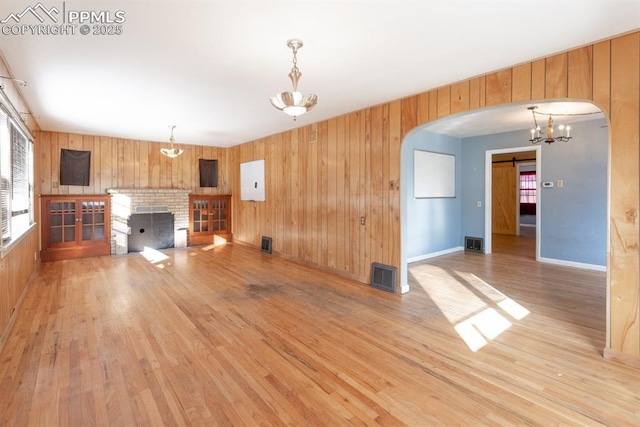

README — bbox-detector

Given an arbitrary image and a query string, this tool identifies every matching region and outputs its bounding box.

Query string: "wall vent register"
[370,262,397,293]
[465,236,484,253]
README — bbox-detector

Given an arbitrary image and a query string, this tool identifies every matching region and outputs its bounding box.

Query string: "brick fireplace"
[107,188,190,254]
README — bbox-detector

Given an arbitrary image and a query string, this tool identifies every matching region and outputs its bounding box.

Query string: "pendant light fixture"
[161,125,184,158]
[527,106,571,144]
[270,39,317,121]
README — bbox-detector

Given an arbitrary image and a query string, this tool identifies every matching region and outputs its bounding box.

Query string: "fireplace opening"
[128,212,175,252]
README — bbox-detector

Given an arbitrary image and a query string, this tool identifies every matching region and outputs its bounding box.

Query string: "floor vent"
[261,236,273,254]
[465,236,484,253]
[370,263,397,293]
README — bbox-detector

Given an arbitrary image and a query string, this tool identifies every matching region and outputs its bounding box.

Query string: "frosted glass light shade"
[270,91,317,118]
[160,147,183,158]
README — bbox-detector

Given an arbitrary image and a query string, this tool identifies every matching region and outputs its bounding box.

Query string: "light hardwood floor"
[0,241,638,426]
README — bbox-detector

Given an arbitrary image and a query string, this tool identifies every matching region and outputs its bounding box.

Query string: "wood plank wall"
[0,57,40,350]
[36,132,232,195]
[228,32,640,367]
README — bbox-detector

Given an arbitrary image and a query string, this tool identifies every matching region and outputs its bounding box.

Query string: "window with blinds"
[0,104,34,246]
[0,107,10,241]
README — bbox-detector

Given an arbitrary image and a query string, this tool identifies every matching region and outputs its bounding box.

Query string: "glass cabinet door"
[81,200,106,241]
[41,195,111,261]
[49,200,76,244]
[188,195,231,245]
[192,199,210,233]
[212,198,227,232]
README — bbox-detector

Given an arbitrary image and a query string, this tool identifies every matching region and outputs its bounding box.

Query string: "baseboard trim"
[603,347,640,369]
[408,246,464,264]
[538,256,606,272]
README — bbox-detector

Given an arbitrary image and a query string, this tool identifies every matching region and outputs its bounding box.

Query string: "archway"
[400,101,607,292]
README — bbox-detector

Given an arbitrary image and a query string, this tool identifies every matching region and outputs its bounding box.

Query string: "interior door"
[491,163,517,235]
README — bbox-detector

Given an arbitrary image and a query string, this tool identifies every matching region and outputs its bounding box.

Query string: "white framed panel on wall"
[413,150,455,198]
[240,159,266,201]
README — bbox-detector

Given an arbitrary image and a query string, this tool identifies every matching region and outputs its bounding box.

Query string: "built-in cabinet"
[40,195,111,261]
[188,194,232,246]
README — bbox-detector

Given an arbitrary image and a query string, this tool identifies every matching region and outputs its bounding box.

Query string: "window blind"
[0,107,10,240]
[10,122,28,213]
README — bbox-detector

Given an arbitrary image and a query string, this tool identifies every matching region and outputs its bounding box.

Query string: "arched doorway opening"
[400,100,607,292]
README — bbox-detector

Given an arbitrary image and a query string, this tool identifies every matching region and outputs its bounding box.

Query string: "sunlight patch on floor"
[412,265,530,352]
[202,235,228,251]
[140,246,169,266]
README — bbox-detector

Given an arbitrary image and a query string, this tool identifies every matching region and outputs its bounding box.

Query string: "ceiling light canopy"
[161,125,184,158]
[270,39,317,121]
[527,106,571,144]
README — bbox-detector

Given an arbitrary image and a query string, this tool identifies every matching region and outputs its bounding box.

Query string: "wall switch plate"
[360,216,366,225]
[557,180,564,188]
[542,181,554,188]
[476,201,482,208]
[309,129,317,143]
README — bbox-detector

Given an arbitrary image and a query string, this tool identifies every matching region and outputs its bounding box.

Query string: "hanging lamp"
[161,125,184,158]
[270,39,317,121]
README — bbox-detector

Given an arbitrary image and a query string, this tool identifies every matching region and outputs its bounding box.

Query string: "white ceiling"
[0,1,638,148]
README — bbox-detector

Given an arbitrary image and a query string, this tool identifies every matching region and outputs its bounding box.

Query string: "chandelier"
[270,39,317,121]
[527,106,571,144]
[161,125,184,158]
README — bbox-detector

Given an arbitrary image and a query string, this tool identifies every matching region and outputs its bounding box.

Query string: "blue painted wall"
[402,130,462,260]
[460,118,608,266]
[402,118,608,269]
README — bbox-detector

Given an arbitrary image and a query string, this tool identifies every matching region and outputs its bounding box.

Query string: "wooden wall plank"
[381,103,391,265]
[100,136,112,191]
[138,141,149,189]
[416,92,429,127]
[291,129,300,258]
[451,81,470,114]
[388,100,402,270]
[545,53,568,99]
[280,131,294,254]
[369,105,384,265]
[531,59,546,100]
[39,132,52,194]
[485,69,512,106]
[87,135,100,194]
[401,96,418,138]
[437,87,451,118]
[310,124,320,264]
[609,32,640,357]
[319,120,329,267]
[361,110,370,278]
[469,78,480,111]
[56,133,67,194]
[568,46,593,100]
[428,90,438,122]
[512,63,532,102]
[349,112,361,275]
[593,41,612,116]
[327,118,338,269]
